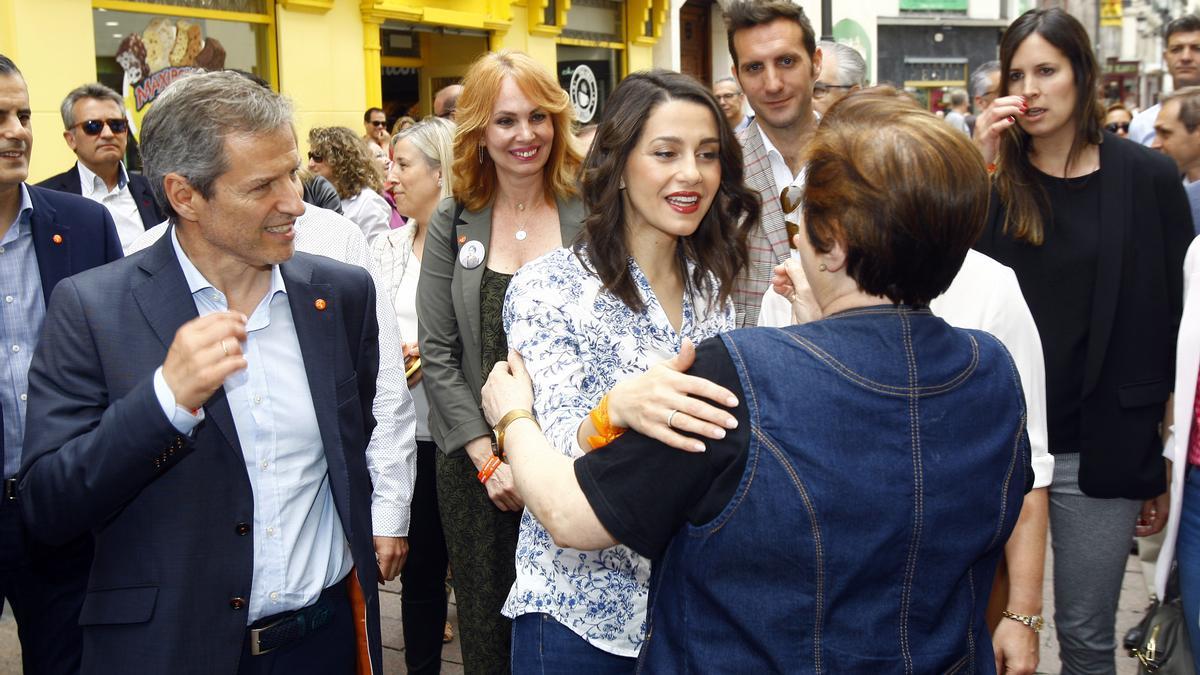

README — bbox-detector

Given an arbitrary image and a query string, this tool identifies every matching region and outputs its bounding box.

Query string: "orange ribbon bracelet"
[587,393,627,450]
[477,455,502,484]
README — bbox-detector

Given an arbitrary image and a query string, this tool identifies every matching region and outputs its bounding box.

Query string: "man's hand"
[606,338,738,453]
[1136,491,1170,537]
[993,619,1039,674]
[771,255,821,324]
[161,312,248,411]
[374,536,408,583]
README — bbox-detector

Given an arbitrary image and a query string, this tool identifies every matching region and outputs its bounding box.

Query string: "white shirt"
[129,206,418,537]
[153,228,351,622]
[758,124,805,198]
[340,188,392,246]
[371,220,431,441]
[1129,103,1160,146]
[758,249,1054,488]
[77,161,143,254]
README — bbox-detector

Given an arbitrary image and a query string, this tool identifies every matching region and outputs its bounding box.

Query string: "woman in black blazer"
[973,9,1193,673]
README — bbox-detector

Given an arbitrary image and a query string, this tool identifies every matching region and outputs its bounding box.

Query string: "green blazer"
[416,194,586,454]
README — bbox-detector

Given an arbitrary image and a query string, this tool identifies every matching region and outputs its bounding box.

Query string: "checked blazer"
[734,120,791,328]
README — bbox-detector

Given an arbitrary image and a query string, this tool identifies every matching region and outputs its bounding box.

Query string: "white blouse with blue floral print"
[500,246,735,657]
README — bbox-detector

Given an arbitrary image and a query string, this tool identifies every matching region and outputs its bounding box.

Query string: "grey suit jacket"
[735,120,790,328]
[416,194,585,454]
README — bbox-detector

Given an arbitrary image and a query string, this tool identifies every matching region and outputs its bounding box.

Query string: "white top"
[371,220,431,441]
[758,249,1054,488]
[1129,103,1160,146]
[502,246,735,656]
[128,206,418,537]
[758,123,805,198]
[77,161,143,254]
[1157,234,1200,599]
[340,188,392,246]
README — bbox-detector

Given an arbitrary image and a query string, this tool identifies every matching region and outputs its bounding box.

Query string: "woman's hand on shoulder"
[973,95,1025,166]
[606,338,739,454]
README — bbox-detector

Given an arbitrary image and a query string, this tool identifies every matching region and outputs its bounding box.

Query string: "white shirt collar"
[77,160,128,197]
[169,225,287,299]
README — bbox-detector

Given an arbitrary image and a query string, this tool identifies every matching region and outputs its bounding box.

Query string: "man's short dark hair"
[0,54,21,78]
[724,0,816,68]
[1166,15,1200,42]
[363,107,384,123]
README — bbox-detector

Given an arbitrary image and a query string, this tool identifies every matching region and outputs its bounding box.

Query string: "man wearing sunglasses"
[0,55,122,675]
[362,107,389,155]
[39,83,162,253]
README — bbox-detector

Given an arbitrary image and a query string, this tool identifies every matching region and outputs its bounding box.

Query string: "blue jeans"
[510,613,636,674]
[1175,466,1200,673]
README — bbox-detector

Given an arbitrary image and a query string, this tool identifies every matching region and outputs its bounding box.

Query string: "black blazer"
[18,232,383,674]
[37,164,163,231]
[975,132,1194,499]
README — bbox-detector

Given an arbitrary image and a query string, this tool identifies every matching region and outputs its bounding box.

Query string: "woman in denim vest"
[481,88,1032,672]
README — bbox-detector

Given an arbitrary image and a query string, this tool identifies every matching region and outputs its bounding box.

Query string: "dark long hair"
[995,8,1103,245]
[577,69,758,313]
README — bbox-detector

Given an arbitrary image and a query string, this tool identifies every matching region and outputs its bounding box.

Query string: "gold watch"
[1000,610,1044,633]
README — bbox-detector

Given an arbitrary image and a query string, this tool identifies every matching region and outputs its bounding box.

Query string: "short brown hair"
[451,50,582,212]
[802,88,989,306]
[1163,85,1200,133]
[724,0,816,68]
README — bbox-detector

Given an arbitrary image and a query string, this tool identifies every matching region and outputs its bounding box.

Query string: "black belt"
[3,477,15,501]
[247,586,337,656]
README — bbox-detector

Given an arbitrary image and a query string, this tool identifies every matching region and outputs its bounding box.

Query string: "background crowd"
[2,0,1200,674]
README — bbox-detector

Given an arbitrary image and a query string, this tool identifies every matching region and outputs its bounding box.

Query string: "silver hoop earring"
[478,145,485,164]
[437,178,444,188]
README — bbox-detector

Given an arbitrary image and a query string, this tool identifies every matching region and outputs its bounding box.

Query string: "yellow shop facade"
[0,0,668,182]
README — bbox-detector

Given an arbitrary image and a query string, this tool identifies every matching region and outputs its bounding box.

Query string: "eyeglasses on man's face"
[715,93,742,103]
[812,82,855,99]
[71,118,129,136]
[369,120,388,128]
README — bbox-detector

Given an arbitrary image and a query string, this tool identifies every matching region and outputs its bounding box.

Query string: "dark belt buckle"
[3,478,16,501]
[248,598,332,656]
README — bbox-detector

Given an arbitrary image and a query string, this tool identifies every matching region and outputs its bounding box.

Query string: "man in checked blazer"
[724,0,824,327]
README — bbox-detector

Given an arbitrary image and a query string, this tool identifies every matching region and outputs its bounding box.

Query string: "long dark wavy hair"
[995,8,1104,245]
[576,69,758,313]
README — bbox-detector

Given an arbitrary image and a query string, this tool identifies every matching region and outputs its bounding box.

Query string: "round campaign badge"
[569,65,598,124]
[459,240,485,269]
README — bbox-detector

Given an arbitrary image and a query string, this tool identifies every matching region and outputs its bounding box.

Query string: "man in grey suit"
[723,0,822,327]
[19,71,384,675]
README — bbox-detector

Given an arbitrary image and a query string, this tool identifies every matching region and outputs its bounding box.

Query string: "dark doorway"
[680,0,712,86]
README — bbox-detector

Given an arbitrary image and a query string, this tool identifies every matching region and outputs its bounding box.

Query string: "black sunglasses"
[72,118,128,135]
[1106,122,1130,133]
[308,152,323,163]
[369,120,388,128]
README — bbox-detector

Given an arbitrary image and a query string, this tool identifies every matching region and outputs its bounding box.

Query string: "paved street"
[0,544,1150,674]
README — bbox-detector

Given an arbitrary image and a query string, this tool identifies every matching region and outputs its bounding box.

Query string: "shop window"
[113,0,267,12]
[94,7,271,120]
[558,45,619,124]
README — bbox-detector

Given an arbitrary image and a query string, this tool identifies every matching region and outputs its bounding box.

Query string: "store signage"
[569,65,598,123]
[899,0,968,10]
[115,17,226,111]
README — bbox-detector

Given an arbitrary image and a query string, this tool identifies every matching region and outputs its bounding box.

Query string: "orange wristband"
[477,455,502,484]
[587,393,627,450]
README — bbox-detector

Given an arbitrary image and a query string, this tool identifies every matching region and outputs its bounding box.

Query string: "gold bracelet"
[1000,610,1044,633]
[493,409,538,458]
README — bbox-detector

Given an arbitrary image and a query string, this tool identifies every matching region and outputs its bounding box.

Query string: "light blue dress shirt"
[0,184,43,478]
[153,228,352,623]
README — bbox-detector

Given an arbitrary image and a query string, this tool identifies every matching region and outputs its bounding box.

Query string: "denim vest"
[637,306,1030,674]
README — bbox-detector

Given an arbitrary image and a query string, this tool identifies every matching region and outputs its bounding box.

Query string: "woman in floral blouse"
[500,70,759,670]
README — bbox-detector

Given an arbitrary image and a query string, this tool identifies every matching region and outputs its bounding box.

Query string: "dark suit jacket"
[37,164,164,231]
[975,132,1194,499]
[0,185,122,473]
[18,232,383,674]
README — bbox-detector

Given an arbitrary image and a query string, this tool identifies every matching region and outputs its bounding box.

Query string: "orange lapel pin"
[314,298,327,311]
[51,234,63,245]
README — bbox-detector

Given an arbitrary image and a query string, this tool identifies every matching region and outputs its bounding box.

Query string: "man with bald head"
[433,84,462,121]
[812,40,866,117]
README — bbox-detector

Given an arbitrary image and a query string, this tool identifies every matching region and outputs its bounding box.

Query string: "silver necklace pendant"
[515,229,528,241]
